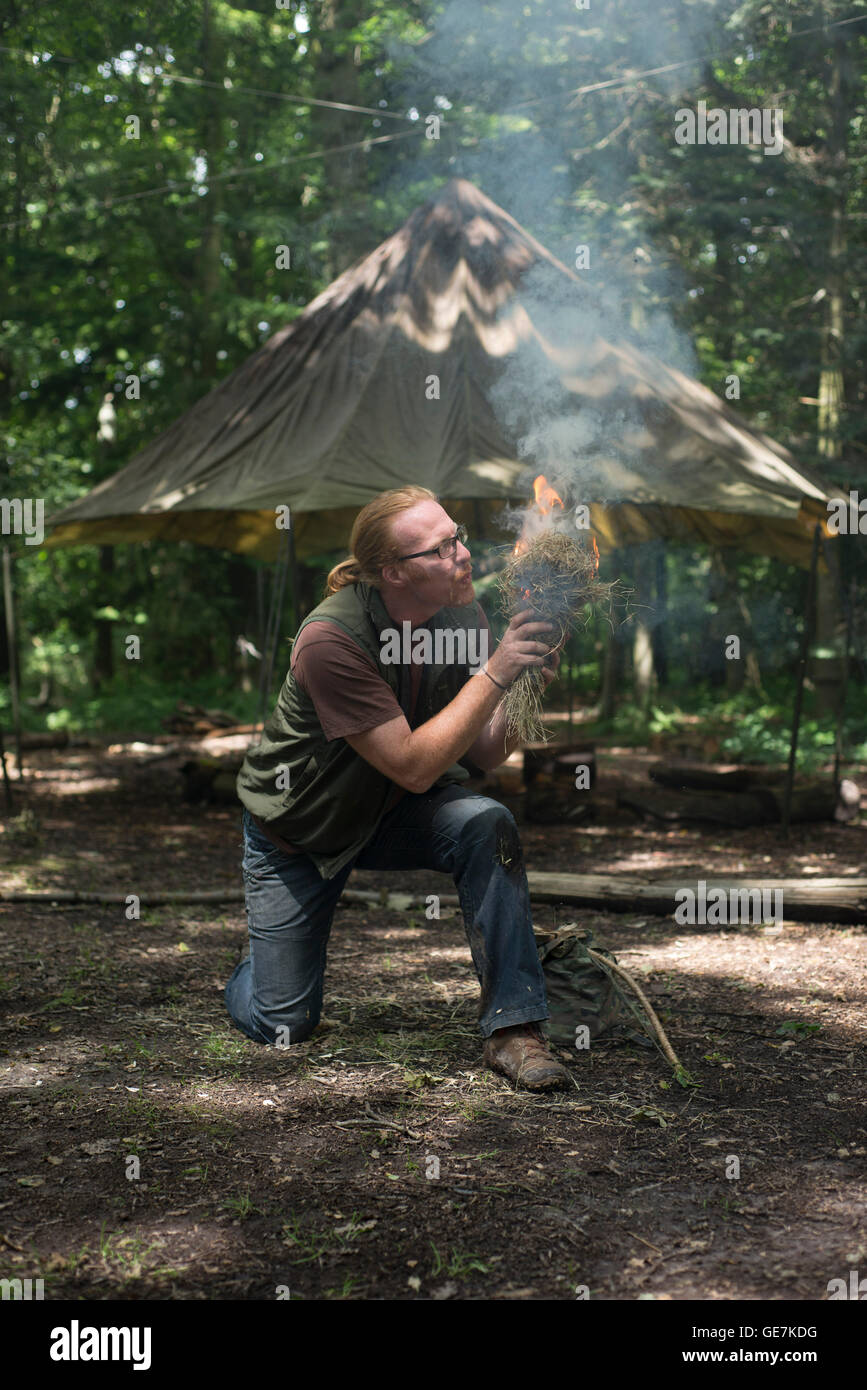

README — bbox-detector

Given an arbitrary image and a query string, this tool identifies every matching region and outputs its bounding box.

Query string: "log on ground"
[525,872,867,924]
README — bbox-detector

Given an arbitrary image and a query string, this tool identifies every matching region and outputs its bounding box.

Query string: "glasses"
[396,523,469,563]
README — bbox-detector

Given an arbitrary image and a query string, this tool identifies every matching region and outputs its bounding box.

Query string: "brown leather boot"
[482,1023,570,1091]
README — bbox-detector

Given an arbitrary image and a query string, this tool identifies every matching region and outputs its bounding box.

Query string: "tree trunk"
[706,548,729,689]
[93,545,115,691]
[599,550,624,718]
[652,543,668,688]
[630,544,656,710]
[707,548,762,694]
[723,548,762,694]
[812,17,850,717]
[309,0,372,278]
[2,546,22,776]
[228,554,257,694]
[195,0,226,383]
[599,627,623,720]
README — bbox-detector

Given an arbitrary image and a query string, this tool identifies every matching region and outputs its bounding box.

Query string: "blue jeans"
[224,787,549,1045]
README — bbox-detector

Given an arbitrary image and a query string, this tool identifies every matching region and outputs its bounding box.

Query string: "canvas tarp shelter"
[45,179,835,568]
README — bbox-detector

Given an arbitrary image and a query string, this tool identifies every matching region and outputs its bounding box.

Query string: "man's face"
[384,500,474,611]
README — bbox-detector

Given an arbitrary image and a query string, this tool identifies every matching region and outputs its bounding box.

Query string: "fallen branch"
[586,947,680,1070]
[0,887,441,907]
[331,1104,422,1141]
[5,874,866,923]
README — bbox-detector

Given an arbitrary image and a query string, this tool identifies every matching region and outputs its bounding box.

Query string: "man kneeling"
[225,486,569,1092]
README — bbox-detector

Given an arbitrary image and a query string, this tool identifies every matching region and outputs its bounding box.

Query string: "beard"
[450,569,475,605]
[403,559,474,609]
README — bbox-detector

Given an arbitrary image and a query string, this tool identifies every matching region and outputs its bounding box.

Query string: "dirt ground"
[1,738,865,1302]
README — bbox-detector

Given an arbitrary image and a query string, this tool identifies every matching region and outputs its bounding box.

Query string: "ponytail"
[325,556,363,595]
[322,486,437,598]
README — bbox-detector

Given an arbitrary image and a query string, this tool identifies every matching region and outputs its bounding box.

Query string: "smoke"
[488,260,650,513]
[385,0,728,531]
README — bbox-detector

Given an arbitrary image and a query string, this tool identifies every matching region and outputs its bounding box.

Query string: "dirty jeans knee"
[455,802,522,884]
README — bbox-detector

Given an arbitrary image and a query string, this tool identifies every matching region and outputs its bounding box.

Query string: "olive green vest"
[236,582,486,878]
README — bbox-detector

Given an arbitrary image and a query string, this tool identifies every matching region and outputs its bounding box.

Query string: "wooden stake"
[782,518,820,837]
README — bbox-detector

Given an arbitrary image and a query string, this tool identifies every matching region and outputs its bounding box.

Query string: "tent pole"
[825,539,854,789]
[2,545,23,781]
[817,534,865,790]
[781,524,821,837]
[832,574,854,789]
[255,562,266,656]
[256,530,291,731]
[288,507,301,632]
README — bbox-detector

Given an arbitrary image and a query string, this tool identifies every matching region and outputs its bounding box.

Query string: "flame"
[512,474,601,575]
[514,474,565,556]
[533,475,564,514]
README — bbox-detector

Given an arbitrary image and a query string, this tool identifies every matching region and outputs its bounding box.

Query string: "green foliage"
[0,668,258,737]
[582,678,867,769]
[429,1241,490,1280]
[776,1020,822,1038]
[720,711,827,768]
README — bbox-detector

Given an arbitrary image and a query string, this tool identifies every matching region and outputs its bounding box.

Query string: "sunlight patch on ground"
[22,771,122,795]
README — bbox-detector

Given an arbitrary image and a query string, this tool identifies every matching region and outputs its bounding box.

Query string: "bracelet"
[481,666,509,692]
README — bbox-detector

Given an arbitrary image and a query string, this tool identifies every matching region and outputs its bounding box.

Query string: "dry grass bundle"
[497,529,613,743]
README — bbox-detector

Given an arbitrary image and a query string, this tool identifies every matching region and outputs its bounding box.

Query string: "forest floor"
[1,736,865,1302]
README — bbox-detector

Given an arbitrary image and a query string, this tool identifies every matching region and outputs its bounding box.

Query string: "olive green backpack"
[534,923,655,1050]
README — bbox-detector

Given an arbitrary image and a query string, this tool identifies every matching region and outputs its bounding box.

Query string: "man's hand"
[539,627,567,689]
[486,609,555,688]
[539,648,560,688]
[465,637,561,771]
